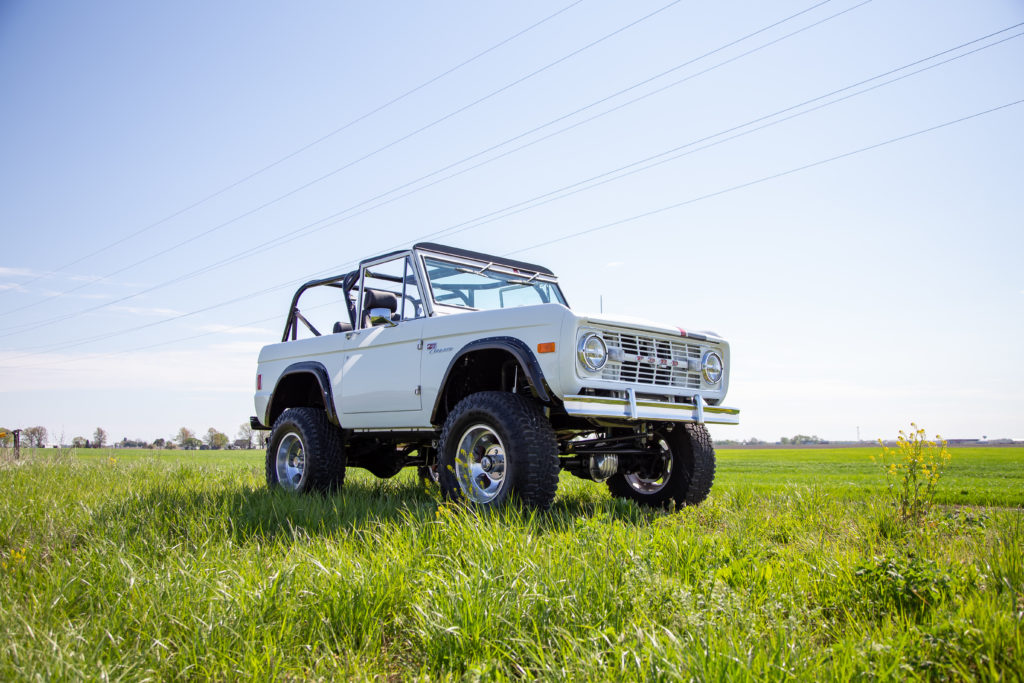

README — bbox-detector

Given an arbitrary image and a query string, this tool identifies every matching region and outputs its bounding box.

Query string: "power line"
[423,27,1024,245]
[188,17,1024,261]
[0,19,1017,344]
[193,0,860,278]
[0,0,856,336]
[0,279,305,361]
[3,97,1018,364]
[10,5,1012,345]
[363,1,889,246]
[504,98,1024,256]
[1,0,679,316]
[1,292,353,373]
[3,0,588,298]
[0,314,281,373]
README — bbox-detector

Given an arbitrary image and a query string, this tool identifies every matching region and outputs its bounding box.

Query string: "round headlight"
[701,351,724,385]
[578,333,608,372]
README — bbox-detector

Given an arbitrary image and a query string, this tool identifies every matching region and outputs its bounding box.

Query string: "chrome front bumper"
[562,390,740,425]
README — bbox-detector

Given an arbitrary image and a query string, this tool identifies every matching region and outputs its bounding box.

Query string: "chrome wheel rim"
[276,433,305,490]
[455,424,507,504]
[624,438,672,494]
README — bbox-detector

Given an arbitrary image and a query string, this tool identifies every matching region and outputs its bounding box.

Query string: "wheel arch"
[430,337,551,426]
[266,362,340,427]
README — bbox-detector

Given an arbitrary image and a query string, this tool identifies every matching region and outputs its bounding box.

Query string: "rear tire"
[266,407,345,493]
[437,391,559,509]
[607,423,715,508]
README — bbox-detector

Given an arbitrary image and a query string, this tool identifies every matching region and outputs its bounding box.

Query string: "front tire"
[607,423,715,508]
[266,407,345,493]
[437,391,559,509]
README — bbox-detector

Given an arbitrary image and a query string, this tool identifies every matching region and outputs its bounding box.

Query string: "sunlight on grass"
[0,447,1021,679]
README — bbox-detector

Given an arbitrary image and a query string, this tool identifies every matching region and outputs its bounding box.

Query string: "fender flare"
[266,361,340,427]
[430,336,551,424]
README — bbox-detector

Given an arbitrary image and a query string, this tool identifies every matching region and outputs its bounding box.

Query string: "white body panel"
[256,302,737,429]
[340,318,424,415]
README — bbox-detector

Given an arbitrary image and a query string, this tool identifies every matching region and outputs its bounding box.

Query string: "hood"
[574,311,723,343]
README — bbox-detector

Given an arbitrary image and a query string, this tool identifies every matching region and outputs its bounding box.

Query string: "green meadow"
[1,446,1021,680]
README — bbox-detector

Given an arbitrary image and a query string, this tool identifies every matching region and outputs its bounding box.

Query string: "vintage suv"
[252,243,738,510]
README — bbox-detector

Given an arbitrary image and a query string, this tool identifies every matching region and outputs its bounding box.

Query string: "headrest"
[363,289,398,312]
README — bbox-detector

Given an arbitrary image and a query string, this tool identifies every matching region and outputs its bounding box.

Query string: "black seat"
[362,289,399,327]
[333,321,353,334]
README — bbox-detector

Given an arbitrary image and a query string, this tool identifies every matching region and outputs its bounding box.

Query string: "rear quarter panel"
[254,334,347,426]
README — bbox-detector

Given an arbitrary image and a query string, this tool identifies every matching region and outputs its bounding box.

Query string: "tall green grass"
[717,446,1024,506]
[1,447,1021,680]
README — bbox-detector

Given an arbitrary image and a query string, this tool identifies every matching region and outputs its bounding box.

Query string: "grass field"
[1,445,1021,680]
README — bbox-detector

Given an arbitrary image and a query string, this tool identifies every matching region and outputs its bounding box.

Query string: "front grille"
[599,330,702,389]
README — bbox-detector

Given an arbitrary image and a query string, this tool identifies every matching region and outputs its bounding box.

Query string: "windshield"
[423,257,566,311]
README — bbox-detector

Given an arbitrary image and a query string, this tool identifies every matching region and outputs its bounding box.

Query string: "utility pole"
[857,426,860,443]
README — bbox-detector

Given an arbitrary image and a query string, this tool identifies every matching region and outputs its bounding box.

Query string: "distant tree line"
[49,422,268,451]
[780,434,824,445]
[715,434,827,446]
[0,426,49,448]
[68,427,108,448]
[165,423,265,450]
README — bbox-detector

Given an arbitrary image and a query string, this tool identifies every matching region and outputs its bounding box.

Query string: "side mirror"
[369,308,397,327]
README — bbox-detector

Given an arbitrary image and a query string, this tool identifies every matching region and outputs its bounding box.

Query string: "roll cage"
[280,243,566,342]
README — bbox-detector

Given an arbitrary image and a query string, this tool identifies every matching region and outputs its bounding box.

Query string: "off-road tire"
[266,407,346,494]
[438,391,559,509]
[607,423,715,508]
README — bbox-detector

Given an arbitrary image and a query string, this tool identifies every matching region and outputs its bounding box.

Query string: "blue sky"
[1,0,1021,445]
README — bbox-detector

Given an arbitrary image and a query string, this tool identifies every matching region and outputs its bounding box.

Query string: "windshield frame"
[416,250,567,313]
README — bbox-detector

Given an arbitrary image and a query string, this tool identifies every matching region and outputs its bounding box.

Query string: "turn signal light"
[537,342,556,353]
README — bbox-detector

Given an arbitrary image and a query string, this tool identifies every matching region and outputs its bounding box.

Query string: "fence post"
[12,429,20,460]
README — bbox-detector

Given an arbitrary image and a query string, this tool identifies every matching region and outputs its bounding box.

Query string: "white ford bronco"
[252,243,738,510]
